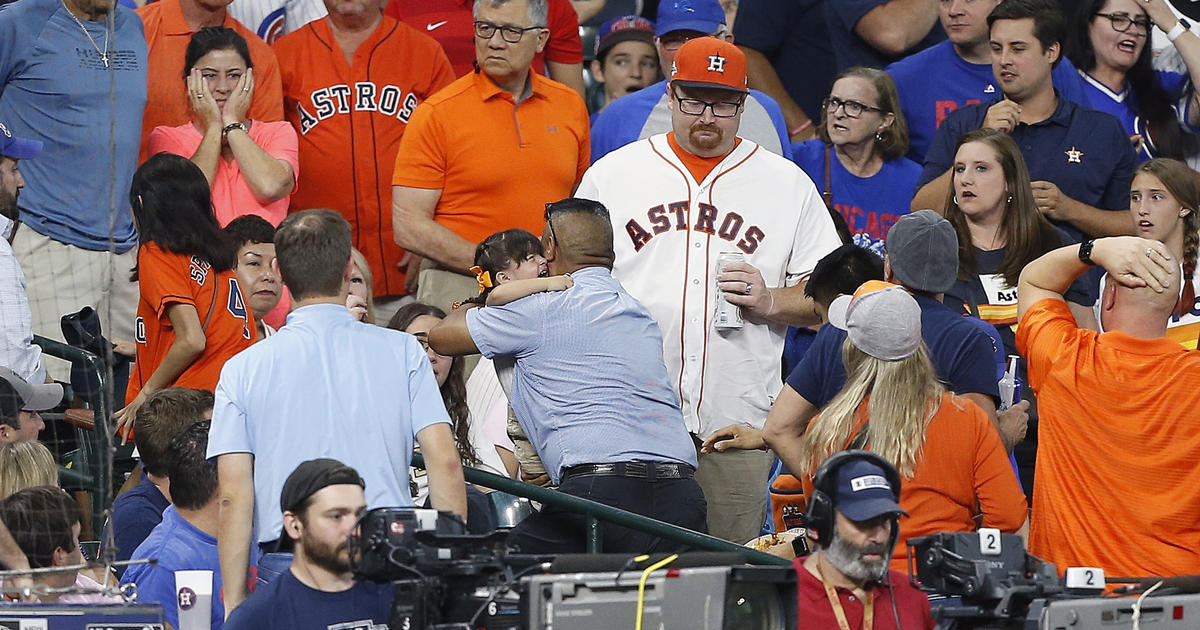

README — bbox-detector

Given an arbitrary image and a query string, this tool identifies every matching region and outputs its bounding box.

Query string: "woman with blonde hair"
[0,440,57,499]
[774,281,1027,569]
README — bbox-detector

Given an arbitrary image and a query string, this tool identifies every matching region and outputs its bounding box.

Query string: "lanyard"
[816,557,874,630]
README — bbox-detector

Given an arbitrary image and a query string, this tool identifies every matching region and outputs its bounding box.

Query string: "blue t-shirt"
[108,474,170,577]
[826,0,945,71]
[791,139,921,256]
[223,570,393,630]
[466,266,698,484]
[887,41,1089,162]
[0,0,145,251]
[918,95,1136,244]
[590,79,792,162]
[786,294,1000,408]
[732,0,835,122]
[1077,69,1188,162]
[123,506,260,630]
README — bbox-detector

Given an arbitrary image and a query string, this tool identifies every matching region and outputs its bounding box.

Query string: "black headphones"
[804,449,903,549]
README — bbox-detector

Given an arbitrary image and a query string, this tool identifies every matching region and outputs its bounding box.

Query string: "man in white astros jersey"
[576,36,841,544]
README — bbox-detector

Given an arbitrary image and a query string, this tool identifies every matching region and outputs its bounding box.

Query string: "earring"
[1007,194,1013,204]
[953,195,960,205]
[875,130,883,142]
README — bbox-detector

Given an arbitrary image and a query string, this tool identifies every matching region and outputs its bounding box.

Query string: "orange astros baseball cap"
[669,36,748,94]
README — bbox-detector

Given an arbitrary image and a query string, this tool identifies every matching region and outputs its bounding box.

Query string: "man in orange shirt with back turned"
[137,0,284,164]
[1017,235,1200,578]
[390,0,589,313]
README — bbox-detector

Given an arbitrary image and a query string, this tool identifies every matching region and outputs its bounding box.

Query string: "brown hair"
[133,387,213,477]
[1134,158,1200,316]
[275,209,352,300]
[0,486,79,569]
[816,66,910,161]
[943,128,1062,288]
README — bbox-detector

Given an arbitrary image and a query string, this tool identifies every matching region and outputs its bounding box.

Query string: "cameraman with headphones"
[800,451,934,630]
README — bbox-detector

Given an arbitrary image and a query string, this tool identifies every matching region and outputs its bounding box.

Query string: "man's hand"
[997,400,1029,452]
[717,262,775,319]
[982,99,1021,133]
[701,424,766,453]
[1031,181,1077,222]
[520,470,551,486]
[400,251,422,294]
[1092,236,1175,291]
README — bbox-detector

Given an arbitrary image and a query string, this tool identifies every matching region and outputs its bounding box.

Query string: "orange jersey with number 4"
[127,243,256,404]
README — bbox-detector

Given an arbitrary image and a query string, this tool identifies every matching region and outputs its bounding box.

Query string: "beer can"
[715,252,744,330]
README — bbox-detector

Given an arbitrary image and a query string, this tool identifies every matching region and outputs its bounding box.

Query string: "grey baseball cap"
[0,367,63,415]
[828,281,922,361]
[886,210,958,294]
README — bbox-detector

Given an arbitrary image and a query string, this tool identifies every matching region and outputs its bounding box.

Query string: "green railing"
[33,335,115,541]
[411,453,791,566]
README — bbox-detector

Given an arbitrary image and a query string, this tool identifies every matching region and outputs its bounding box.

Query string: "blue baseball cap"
[0,121,42,160]
[835,458,907,522]
[655,0,725,37]
[595,15,656,58]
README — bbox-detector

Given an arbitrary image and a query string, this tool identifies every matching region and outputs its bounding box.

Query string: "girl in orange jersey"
[115,154,254,439]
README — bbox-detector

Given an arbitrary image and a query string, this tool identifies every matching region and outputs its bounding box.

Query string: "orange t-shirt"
[391,70,589,249]
[137,0,284,164]
[800,394,1027,571]
[127,243,255,404]
[666,132,743,184]
[273,17,455,298]
[1017,298,1200,577]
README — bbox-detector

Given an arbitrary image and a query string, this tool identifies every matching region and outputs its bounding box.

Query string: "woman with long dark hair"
[1067,0,1200,161]
[115,153,255,436]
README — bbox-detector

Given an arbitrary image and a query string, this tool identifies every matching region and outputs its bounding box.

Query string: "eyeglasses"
[672,90,744,118]
[544,202,559,246]
[1094,12,1151,34]
[474,20,545,44]
[823,96,885,119]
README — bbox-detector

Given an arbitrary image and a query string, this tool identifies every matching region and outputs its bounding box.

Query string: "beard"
[0,188,18,224]
[823,525,891,584]
[300,531,351,575]
[688,123,725,152]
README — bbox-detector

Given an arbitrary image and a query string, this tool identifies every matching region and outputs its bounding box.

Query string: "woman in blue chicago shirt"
[791,67,920,257]
[1067,0,1200,161]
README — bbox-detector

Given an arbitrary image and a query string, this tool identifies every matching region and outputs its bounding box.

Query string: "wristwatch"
[1168,18,1192,42]
[222,122,248,136]
[1078,239,1096,265]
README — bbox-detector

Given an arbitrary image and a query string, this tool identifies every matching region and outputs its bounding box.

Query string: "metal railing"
[411,453,791,566]
[33,335,115,540]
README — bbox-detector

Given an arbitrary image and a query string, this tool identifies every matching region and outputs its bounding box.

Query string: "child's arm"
[485,275,574,306]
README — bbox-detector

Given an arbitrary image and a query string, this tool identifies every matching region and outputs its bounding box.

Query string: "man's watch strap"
[1079,238,1096,265]
[222,122,248,136]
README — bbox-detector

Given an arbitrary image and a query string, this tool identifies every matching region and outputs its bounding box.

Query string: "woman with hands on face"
[147,27,298,227]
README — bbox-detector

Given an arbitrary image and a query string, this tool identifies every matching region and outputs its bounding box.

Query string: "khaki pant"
[12,227,138,381]
[693,443,775,544]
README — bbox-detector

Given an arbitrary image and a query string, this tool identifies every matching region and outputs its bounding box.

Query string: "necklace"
[62,0,109,68]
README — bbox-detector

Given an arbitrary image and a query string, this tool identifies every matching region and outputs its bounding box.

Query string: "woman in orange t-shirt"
[148,27,297,227]
[114,154,255,439]
[792,281,1028,570]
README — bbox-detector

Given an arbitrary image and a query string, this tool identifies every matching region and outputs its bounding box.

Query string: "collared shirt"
[466,266,697,485]
[918,94,1136,244]
[136,0,284,163]
[207,303,450,542]
[391,70,589,246]
[590,79,791,163]
[0,217,44,383]
[0,0,145,251]
[794,559,936,630]
[578,134,841,438]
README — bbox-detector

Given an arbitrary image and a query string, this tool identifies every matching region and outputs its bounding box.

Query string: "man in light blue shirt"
[0,0,146,377]
[430,197,705,554]
[207,209,466,616]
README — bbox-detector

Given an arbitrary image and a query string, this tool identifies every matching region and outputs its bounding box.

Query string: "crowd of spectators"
[2,0,1200,625]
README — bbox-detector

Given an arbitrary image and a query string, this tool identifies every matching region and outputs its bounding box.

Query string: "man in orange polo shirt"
[138,0,284,164]
[1016,236,1200,578]
[391,0,589,313]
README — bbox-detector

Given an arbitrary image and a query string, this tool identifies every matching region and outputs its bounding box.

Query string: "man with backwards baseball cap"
[0,366,62,444]
[224,458,393,630]
[1,122,48,386]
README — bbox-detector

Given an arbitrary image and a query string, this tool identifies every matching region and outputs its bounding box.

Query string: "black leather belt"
[563,461,695,481]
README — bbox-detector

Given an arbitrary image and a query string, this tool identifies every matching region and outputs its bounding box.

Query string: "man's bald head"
[1103,263,1182,338]
[543,198,616,273]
